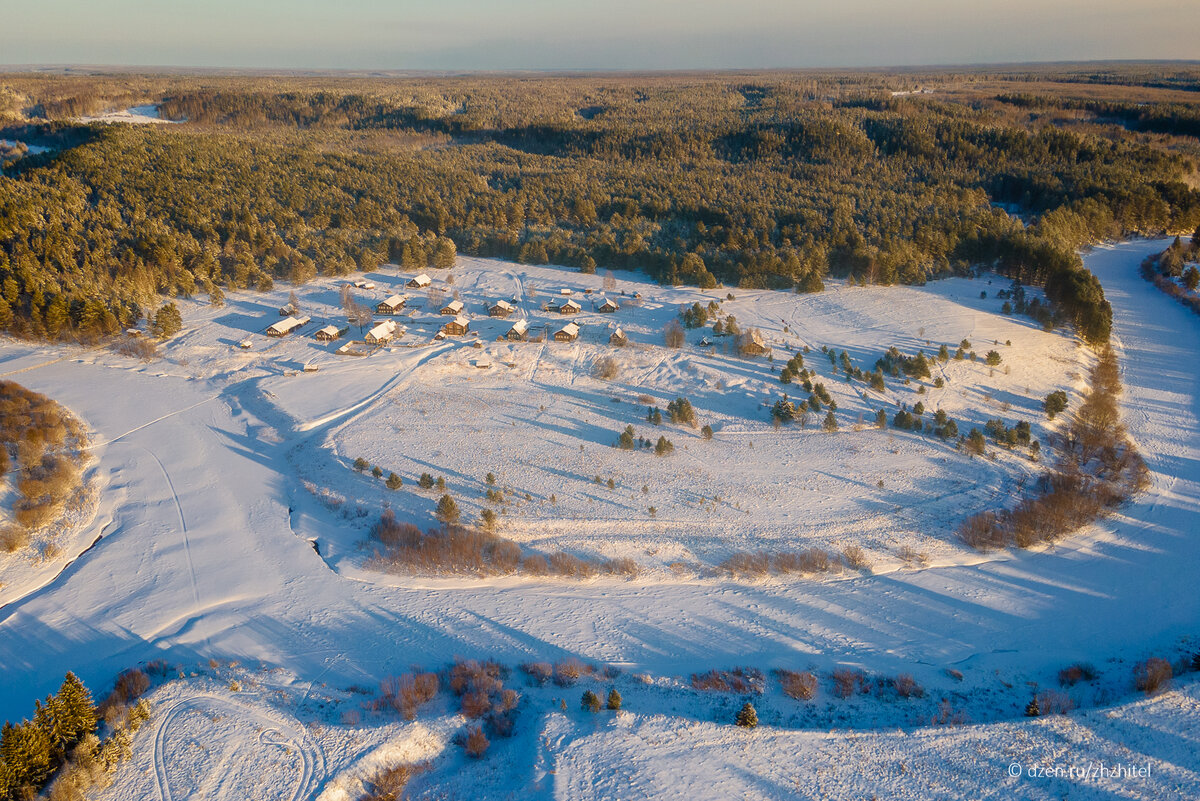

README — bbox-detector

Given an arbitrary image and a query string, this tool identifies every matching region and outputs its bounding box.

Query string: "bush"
[363,763,426,801]
[380,672,439,720]
[464,725,490,758]
[841,546,870,570]
[778,670,817,701]
[592,356,620,380]
[691,668,764,694]
[892,673,924,699]
[1133,658,1172,695]
[385,472,402,490]
[371,465,384,478]
[832,669,869,699]
[418,472,434,489]
[353,457,369,472]
[701,424,713,439]
[734,702,758,728]
[1057,663,1098,687]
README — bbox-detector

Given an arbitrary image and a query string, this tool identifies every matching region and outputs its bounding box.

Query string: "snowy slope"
[0,239,1196,798]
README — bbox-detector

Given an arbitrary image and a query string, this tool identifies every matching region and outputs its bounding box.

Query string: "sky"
[2,0,1198,71]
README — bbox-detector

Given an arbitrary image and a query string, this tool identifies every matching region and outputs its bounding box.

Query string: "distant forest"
[2,66,1200,343]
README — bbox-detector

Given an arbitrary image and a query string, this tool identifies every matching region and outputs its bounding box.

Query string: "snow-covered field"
[0,239,1197,798]
[76,104,178,124]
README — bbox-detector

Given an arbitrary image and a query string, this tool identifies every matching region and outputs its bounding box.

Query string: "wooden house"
[279,303,297,316]
[314,325,342,342]
[488,299,514,318]
[364,320,397,345]
[506,319,529,341]
[440,299,464,316]
[557,299,582,315]
[376,294,407,315]
[597,297,620,313]
[609,327,627,346]
[554,322,580,342]
[266,315,309,337]
[407,273,432,288]
[741,329,769,356]
[442,315,470,336]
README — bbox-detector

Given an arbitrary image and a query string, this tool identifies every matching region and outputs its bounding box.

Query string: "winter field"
[0,238,1197,798]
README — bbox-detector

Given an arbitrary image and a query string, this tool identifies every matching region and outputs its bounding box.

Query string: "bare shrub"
[592,356,620,381]
[778,670,817,701]
[841,546,871,570]
[522,554,548,576]
[897,546,928,566]
[380,672,439,720]
[690,667,765,694]
[464,725,490,758]
[553,659,585,687]
[548,551,596,578]
[520,662,553,686]
[363,763,427,801]
[832,669,869,699]
[892,674,925,699]
[1057,663,1097,687]
[1036,689,1075,715]
[0,525,30,553]
[601,557,639,577]
[1133,658,1172,695]
[110,337,159,361]
[720,551,770,577]
[461,690,492,718]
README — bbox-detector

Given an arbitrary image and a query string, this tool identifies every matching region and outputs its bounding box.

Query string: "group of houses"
[260,272,627,352]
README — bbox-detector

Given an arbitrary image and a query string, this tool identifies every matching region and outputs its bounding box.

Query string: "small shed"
[266,315,309,337]
[597,297,620,313]
[558,299,581,315]
[554,322,580,342]
[506,319,529,341]
[442,315,470,336]
[315,325,342,342]
[365,320,398,345]
[407,273,432,288]
[559,288,573,296]
[699,335,713,347]
[376,295,407,315]
[488,299,514,318]
[440,299,464,316]
[609,327,627,346]
[124,328,141,337]
[353,280,376,290]
[473,358,492,369]
[238,339,253,349]
[279,303,297,317]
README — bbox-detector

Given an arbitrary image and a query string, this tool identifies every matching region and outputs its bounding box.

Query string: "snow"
[0,239,1198,798]
[76,104,180,125]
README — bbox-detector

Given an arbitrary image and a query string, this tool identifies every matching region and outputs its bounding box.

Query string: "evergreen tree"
[1,719,53,788]
[701,424,713,439]
[150,302,183,339]
[654,436,674,456]
[1024,696,1041,717]
[581,690,601,713]
[386,472,403,490]
[419,472,434,489]
[618,424,635,450]
[606,689,622,710]
[435,494,460,525]
[822,411,838,432]
[735,702,758,728]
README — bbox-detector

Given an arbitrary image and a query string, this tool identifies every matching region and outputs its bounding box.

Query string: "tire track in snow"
[144,448,200,608]
[153,694,324,801]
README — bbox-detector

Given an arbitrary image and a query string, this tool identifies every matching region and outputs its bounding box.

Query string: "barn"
[597,297,620,313]
[407,273,432,288]
[506,319,529,341]
[557,299,582,315]
[314,325,342,341]
[266,315,310,337]
[376,295,407,315]
[365,320,398,344]
[741,329,769,356]
[442,315,471,336]
[488,299,514,317]
[440,299,465,316]
[554,322,580,342]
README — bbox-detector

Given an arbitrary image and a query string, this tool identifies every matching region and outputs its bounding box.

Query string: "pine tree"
[150,302,182,339]
[1,719,53,788]
[606,689,622,710]
[735,702,758,728]
[386,472,403,490]
[1024,696,1040,717]
[581,690,601,713]
[822,411,837,432]
[435,494,460,525]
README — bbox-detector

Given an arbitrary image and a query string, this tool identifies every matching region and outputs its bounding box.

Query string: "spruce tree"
[735,702,758,728]
[606,689,622,710]
[435,494,460,525]
[581,690,601,713]
[1024,696,1041,717]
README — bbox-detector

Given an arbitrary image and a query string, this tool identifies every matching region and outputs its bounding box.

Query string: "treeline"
[0,673,95,798]
[2,74,1200,343]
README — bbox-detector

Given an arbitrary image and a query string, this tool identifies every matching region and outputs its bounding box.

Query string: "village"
[119,253,1089,576]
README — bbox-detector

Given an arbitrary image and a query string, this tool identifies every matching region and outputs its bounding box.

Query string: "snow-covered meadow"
[0,239,1197,799]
